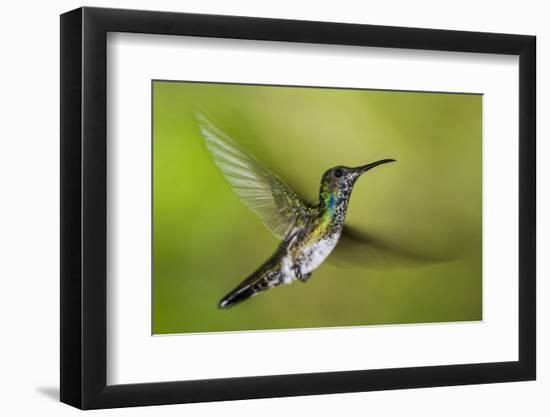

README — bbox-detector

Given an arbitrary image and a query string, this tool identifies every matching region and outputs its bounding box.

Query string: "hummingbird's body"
[238,201,343,294]
[197,112,395,308]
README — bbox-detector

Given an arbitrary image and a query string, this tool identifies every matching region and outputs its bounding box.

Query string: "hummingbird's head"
[321,159,396,194]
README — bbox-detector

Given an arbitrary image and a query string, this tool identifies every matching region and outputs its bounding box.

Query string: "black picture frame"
[60,6,536,410]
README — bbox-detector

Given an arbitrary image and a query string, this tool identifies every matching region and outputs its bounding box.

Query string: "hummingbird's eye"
[333,168,343,178]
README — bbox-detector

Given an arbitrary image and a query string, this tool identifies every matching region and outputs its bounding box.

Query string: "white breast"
[300,235,339,275]
[279,234,341,284]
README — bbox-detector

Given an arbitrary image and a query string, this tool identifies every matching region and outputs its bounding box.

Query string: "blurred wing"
[330,226,453,269]
[197,111,309,239]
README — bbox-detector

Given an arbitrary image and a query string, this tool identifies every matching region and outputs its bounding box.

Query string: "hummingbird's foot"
[293,265,311,283]
[298,273,311,283]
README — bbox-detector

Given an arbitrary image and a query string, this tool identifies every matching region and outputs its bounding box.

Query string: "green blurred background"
[152,81,482,335]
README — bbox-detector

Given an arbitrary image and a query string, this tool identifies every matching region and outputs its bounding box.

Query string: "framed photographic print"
[60,6,536,409]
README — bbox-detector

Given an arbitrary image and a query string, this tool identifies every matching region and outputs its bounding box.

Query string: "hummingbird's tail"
[218,267,283,309]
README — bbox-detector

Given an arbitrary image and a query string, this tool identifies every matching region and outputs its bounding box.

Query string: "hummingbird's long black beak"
[355,158,396,175]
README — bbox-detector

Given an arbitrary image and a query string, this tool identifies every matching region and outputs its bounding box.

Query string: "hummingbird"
[197,112,396,309]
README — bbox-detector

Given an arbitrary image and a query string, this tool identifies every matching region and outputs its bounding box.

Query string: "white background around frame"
[0,0,547,416]
[107,33,518,384]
